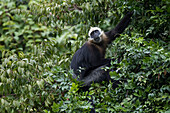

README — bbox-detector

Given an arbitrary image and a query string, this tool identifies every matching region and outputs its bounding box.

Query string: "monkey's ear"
[105,11,133,41]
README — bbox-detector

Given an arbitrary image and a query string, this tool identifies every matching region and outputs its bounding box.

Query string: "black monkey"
[71,11,133,90]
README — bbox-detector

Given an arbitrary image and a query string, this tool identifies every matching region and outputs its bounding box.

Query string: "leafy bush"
[107,33,169,112]
[0,0,169,112]
[0,0,56,57]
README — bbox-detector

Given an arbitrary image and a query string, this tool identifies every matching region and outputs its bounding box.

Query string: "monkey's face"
[88,27,103,43]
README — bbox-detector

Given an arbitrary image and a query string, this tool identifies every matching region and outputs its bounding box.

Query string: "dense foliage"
[0,0,169,112]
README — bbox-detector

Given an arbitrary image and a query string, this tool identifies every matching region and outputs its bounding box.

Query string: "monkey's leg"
[81,65,110,87]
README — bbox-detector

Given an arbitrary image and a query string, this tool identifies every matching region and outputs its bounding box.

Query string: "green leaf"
[13,100,20,107]
[37,80,44,89]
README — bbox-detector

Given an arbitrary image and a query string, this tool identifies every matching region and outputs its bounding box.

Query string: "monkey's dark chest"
[89,42,106,59]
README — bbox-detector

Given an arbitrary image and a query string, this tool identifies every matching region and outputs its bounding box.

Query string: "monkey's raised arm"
[105,11,133,42]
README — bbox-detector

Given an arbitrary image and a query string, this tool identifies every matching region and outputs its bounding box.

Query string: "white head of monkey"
[88,27,104,43]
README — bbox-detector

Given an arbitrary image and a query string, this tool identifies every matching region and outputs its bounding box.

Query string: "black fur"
[71,11,133,90]
[71,42,110,79]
